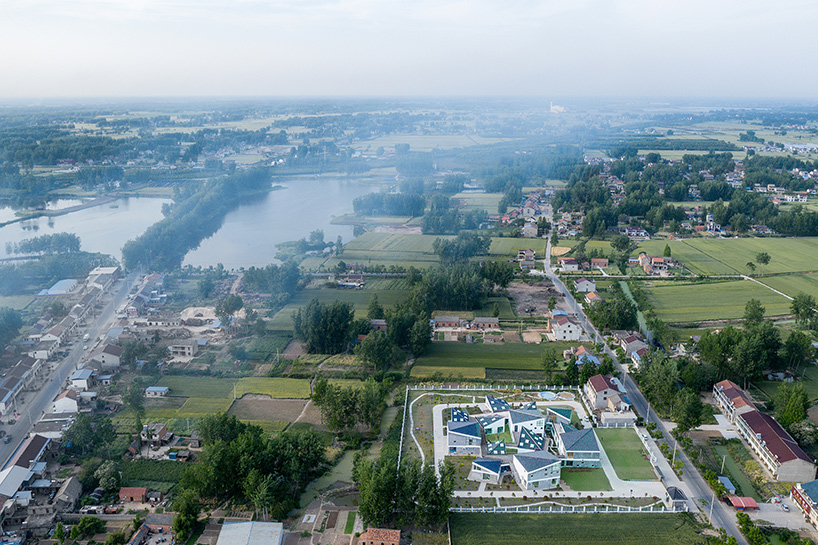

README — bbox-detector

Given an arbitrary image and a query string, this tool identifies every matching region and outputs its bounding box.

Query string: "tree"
[121,341,148,371]
[776,382,809,430]
[611,234,630,252]
[173,489,201,538]
[197,413,248,445]
[784,330,814,373]
[663,244,671,257]
[480,261,515,288]
[791,292,816,329]
[755,252,771,275]
[94,460,120,490]
[55,522,65,544]
[215,294,243,325]
[197,276,214,299]
[293,298,355,354]
[367,295,385,320]
[548,297,557,311]
[565,361,579,385]
[672,388,703,433]
[743,298,765,327]
[354,331,395,373]
[541,348,561,383]
[492,302,500,317]
[746,261,756,275]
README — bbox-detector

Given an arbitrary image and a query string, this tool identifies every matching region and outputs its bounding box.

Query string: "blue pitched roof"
[486,395,511,412]
[448,420,480,439]
[473,458,501,474]
[560,428,599,453]
[801,480,818,502]
[718,476,736,491]
[522,401,538,410]
[514,451,560,473]
[450,408,470,422]
[577,354,601,366]
[71,368,95,380]
[487,440,506,455]
[517,427,544,451]
[547,407,573,422]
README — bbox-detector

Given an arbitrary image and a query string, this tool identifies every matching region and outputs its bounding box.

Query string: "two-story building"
[553,423,600,468]
[735,409,816,482]
[512,451,561,490]
[447,421,481,455]
[713,379,756,423]
[550,317,582,341]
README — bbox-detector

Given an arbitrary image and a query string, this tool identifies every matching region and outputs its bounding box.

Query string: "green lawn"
[757,366,818,402]
[488,238,548,258]
[713,445,761,501]
[0,295,34,309]
[451,192,503,212]
[157,376,312,399]
[643,279,791,323]
[763,273,818,301]
[450,513,703,545]
[595,428,656,481]
[268,286,409,330]
[560,468,612,491]
[343,512,357,534]
[413,342,576,371]
[639,237,818,276]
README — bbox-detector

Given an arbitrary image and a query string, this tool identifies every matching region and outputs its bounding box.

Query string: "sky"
[0,0,816,98]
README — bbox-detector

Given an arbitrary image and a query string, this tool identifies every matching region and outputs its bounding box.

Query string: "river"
[183,177,373,269]
[0,197,170,260]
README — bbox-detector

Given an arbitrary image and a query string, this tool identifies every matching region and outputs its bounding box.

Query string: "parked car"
[782,503,790,512]
[4,435,12,444]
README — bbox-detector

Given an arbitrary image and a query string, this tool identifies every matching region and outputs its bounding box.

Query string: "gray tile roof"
[560,428,599,453]
[514,450,560,473]
[522,401,538,410]
[448,420,481,439]
[476,415,505,429]
[509,409,543,425]
[473,458,501,474]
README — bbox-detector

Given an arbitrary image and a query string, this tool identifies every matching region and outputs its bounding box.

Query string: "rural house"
[119,487,147,503]
[471,317,500,330]
[469,458,504,484]
[69,368,96,391]
[433,316,462,329]
[89,344,122,369]
[447,420,481,455]
[550,317,582,341]
[736,409,815,482]
[713,380,756,423]
[512,451,561,490]
[145,386,170,397]
[573,277,596,293]
[553,423,600,468]
[583,375,622,410]
[358,528,400,545]
[52,390,78,414]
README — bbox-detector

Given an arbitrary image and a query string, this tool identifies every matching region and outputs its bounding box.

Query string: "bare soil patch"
[228,397,308,422]
[507,281,561,317]
[551,246,572,256]
[282,339,307,360]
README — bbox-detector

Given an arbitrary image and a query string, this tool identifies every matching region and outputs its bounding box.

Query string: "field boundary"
[450,502,676,514]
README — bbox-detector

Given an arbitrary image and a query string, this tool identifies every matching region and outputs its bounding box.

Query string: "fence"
[408,384,574,392]
[396,385,410,470]
[450,503,677,514]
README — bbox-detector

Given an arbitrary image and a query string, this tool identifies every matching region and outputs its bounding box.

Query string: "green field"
[757,366,818,402]
[639,237,818,276]
[451,192,503,212]
[268,285,409,330]
[450,513,703,545]
[156,376,312,399]
[411,366,486,379]
[488,238,548,257]
[643,279,791,323]
[763,273,818,300]
[178,397,234,415]
[413,342,575,372]
[351,134,516,152]
[595,428,656,481]
[0,295,34,309]
[560,468,612,491]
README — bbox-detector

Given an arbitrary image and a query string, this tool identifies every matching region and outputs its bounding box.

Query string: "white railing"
[397,385,410,470]
[409,384,573,392]
[450,503,675,514]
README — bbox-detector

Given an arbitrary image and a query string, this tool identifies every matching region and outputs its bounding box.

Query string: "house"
[147,491,165,505]
[522,222,538,238]
[550,317,582,341]
[584,375,622,410]
[469,458,503,484]
[98,374,113,386]
[558,257,579,272]
[584,292,603,305]
[508,409,545,436]
[713,380,756,423]
[791,480,818,528]
[169,340,199,358]
[52,390,78,414]
[89,344,122,368]
[515,426,545,453]
[217,522,284,545]
[55,476,82,511]
[590,258,609,268]
[370,319,387,332]
[665,487,688,511]
[736,409,815,482]
[471,317,500,331]
[573,278,596,293]
[553,424,600,468]
[141,423,173,445]
[358,528,400,545]
[620,335,649,356]
[433,316,462,329]
[476,414,507,436]
[69,368,96,391]
[119,486,147,503]
[485,395,511,413]
[517,249,536,261]
[571,345,600,366]
[447,421,481,455]
[630,347,649,368]
[512,451,561,490]
[145,386,170,397]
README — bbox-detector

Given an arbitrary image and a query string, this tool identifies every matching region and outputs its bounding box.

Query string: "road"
[0,270,140,468]
[542,212,747,544]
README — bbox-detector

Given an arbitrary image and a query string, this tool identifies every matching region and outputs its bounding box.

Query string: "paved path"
[1,270,140,468]
[743,275,794,300]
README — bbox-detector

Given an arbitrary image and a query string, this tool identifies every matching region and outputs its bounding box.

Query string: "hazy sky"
[1,0,816,98]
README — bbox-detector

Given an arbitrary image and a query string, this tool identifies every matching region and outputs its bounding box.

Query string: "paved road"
[542,216,747,544]
[0,270,140,468]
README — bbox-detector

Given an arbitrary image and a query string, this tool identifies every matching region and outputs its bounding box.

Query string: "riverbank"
[0,196,118,227]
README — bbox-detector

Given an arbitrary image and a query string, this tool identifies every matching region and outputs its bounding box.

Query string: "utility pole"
[721,454,727,474]
[708,490,716,524]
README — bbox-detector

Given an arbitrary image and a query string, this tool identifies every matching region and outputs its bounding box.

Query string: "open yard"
[560,468,612,491]
[638,237,818,276]
[757,366,818,402]
[156,376,312,398]
[595,428,656,481]
[643,279,791,323]
[449,513,703,545]
[451,192,504,212]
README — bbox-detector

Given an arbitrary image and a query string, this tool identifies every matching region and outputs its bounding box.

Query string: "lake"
[183,177,373,269]
[0,197,170,260]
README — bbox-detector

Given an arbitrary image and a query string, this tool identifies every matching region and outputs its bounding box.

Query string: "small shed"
[718,476,737,495]
[727,496,758,510]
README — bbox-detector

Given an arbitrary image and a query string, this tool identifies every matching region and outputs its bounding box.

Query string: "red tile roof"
[728,496,758,509]
[588,374,618,394]
[738,410,812,464]
[359,528,400,542]
[715,380,755,410]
